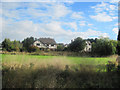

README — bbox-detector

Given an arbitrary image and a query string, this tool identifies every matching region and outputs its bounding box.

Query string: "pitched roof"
[38,38,56,45]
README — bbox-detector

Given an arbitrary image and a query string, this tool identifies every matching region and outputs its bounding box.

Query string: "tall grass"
[2,54,120,88]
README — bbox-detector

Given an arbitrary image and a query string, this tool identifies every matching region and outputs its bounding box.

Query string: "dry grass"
[2,54,120,88]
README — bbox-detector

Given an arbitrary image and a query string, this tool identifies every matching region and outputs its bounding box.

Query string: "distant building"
[57,43,68,48]
[84,41,92,52]
[64,44,68,48]
[33,38,57,50]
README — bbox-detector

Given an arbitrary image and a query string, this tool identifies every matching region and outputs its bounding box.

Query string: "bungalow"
[33,38,57,50]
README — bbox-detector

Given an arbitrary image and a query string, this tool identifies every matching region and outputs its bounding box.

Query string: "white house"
[33,38,57,50]
[84,41,92,52]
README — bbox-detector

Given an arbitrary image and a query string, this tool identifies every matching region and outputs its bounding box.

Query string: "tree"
[22,37,35,52]
[92,37,117,56]
[2,38,22,52]
[68,37,86,52]
[12,40,22,51]
[57,45,64,51]
[29,45,40,52]
[2,38,12,51]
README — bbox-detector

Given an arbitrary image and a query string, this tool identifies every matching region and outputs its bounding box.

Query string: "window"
[36,43,40,46]
[51,44,54,46]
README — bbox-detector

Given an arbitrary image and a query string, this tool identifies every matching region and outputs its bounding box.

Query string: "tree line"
[1,37,118,56]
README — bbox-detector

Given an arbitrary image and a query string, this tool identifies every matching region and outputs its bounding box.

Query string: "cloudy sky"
[1,1,119,44]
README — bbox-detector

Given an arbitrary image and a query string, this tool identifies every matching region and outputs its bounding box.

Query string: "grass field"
[2,54,115,71]
[2,54,116,66]
[2,54,120,88]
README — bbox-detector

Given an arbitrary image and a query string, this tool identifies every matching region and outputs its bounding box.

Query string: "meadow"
[2,54,120,88]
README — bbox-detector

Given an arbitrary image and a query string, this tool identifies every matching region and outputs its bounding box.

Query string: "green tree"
[13,40,22,51]
[2,38,12,51]
[68,37,86,52]
[22,37,35,52]
[2,38,22,52]
[57,45,64,51]
[92,38,117,56]
[29,45,40,52]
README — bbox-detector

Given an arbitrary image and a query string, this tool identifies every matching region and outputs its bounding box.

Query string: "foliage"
[2,38,22,52]
[22,37,35,52]
[92,37,117,56]
[29,45,40,52]
[57,45,64,51]
[68,37,86,52]
[1,37,119,56]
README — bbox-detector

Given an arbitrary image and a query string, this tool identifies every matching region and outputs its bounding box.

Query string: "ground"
[1,54,120,88]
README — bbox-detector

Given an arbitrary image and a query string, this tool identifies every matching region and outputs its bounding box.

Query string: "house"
[84,41,92,52]
[64,44,68,48]
[33,38,57,50]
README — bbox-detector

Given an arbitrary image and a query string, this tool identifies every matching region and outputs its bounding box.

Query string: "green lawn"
[2,54,115,65]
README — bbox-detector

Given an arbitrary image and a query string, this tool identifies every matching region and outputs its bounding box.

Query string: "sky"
[0,0,119,44]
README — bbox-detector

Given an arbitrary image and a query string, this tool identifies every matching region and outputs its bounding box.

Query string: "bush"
[29,46,40,52]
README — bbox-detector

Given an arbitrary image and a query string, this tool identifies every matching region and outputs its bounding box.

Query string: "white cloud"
[63,22,77,31]
[2,19,109,43]
[0,17,2,42]
[79,21,93,26]
[112,16,118,19]
[90,2,118,22]
[115,23,120,26]
[110,0,120,3]
[110,5,116,10]
[90,12,113,22]
[91,2,108,13]
[114,23,118,26]
[49,4,71,19]
[2,20,39,41]
[79,21,86,26]
[71,12,84,19]
[1,2,110,43]
[88,23,93,26]
[2,3,71,21]
[112,27,118,34]
[91,2,117,12]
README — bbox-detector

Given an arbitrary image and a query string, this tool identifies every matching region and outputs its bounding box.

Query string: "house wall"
[84,41,92,52]
[33,41,57,49]
[47,44,57,49]
[33,41,46,48]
